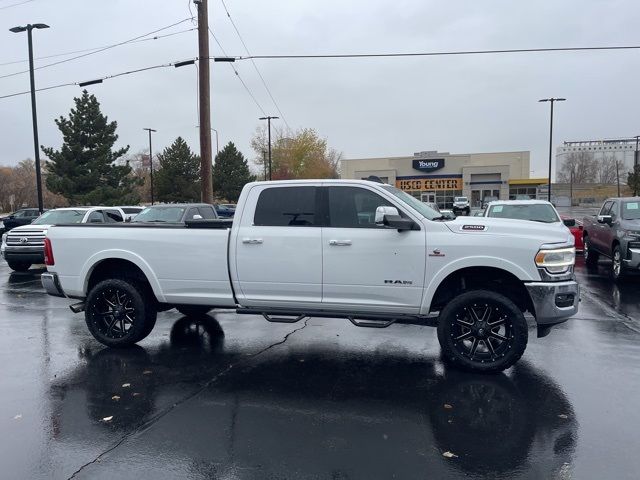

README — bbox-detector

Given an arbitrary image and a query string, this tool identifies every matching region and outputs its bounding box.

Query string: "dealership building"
[341,150,546,209]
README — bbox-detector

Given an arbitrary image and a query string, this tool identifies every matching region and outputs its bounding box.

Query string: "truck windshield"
[380,185,443,220]
[486,204,559,223]
[455,197,468,202]
[32,210,86,225]
[132,206,186,223]
[622,201,640,220]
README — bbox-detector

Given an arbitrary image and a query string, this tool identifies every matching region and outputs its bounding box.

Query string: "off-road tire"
[437,290,528,373]
[85,278,157,347]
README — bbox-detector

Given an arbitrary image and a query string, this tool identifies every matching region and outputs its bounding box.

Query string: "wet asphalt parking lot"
[1,256,639,480]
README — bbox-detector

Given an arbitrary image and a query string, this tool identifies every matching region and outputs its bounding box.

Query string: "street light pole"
[539,97,566,202]
[634,135,639,169]
[10,23,49,213]
[259,116,279,180]
[212,128,219,155]
[143,128,156,205]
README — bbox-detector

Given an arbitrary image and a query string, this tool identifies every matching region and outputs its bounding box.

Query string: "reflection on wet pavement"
[0,260,639,479]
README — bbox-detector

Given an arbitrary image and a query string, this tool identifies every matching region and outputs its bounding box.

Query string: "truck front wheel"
[437,290,528,373]
[85,278,157,347]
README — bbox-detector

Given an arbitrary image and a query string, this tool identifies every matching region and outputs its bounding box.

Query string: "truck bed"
[46,222,235,306]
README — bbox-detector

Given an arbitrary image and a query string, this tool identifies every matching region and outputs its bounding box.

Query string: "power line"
[207,26,266,115]
[0,58,196,100]
[0,18,195,80]
[0,28,196,68]
[0,0,33,10]
[224,44,640,61]
[218,0,290,130]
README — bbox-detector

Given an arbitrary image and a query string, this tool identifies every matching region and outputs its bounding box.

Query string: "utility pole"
[143,128,156,204]
[262,150,267,180]
[259,116,279,180]
[10,23,49,213]
[616,159,621,197]
[539,97,566,202]
[197,0,213,203]
[569,170,573,207]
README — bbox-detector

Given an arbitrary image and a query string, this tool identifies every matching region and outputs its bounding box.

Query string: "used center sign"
[412,158,445,172]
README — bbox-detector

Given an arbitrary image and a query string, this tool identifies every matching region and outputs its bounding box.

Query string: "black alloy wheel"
[85,278,156,347]
[437,290,528,373]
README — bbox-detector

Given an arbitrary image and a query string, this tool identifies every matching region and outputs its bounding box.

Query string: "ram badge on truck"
[41,179,580,373]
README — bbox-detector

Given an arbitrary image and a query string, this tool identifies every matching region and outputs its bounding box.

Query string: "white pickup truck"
[41,179,579,372]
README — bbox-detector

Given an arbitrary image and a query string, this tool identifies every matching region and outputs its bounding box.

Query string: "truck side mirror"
[597,214,612,225]
[375,206,399,224]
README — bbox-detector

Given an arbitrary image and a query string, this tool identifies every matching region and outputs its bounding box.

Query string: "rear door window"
[254,186,318,226]
[87,211,105,223]
[104,210,123,222]
[198,207,216,219]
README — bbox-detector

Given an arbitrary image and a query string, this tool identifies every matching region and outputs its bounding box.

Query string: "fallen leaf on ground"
[142,370,152,375]
[102,416,113,422]
[444,404,453,409]
[14,414,22,420]
[122,383,131,388]
[442,451,458,458]
[111,395,120,401]
[558,414,569,419]
[132,392,141,397]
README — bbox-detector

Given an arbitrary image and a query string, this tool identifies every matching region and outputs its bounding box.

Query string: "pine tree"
[42,90,140,205]
[212,142,255,201]
[154,137,201,203]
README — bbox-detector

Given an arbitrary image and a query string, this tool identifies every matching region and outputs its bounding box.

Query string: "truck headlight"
[535,247,575,274]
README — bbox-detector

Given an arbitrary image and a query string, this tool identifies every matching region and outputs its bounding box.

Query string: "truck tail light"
[44,238,54,266]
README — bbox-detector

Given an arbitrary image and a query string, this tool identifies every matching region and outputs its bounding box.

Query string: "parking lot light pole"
[143,128,156,205]
[539,98,566,202]
[259,116,279,181]
[10,23,50,214]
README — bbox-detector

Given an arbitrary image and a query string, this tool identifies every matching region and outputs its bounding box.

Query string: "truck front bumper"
[524,280,580,326]
[4,246,44,264]
[41,272,66,298]
[623,247,640,270]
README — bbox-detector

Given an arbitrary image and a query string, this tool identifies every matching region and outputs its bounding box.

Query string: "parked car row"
[1,202,237,272]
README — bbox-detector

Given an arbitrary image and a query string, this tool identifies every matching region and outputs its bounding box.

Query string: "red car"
[561,215,584,252]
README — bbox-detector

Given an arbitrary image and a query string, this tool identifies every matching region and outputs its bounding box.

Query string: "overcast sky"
[0,0,638,178]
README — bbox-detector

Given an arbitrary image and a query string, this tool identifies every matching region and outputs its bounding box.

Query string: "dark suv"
[0,208,41,234]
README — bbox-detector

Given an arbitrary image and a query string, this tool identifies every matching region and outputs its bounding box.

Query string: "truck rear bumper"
[524,280,580,325]
[41,272,66,298]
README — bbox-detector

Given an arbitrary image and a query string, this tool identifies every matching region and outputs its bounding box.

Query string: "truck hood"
[443,217,574,246]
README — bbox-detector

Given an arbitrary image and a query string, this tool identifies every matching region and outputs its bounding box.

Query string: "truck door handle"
[242,238,263,244]
[329,240,352,246]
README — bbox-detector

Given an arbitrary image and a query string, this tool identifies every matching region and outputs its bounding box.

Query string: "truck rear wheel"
[85,278,157,347]
[437,290,528,373]
[7,261,31,272]
[611,244,626,282]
